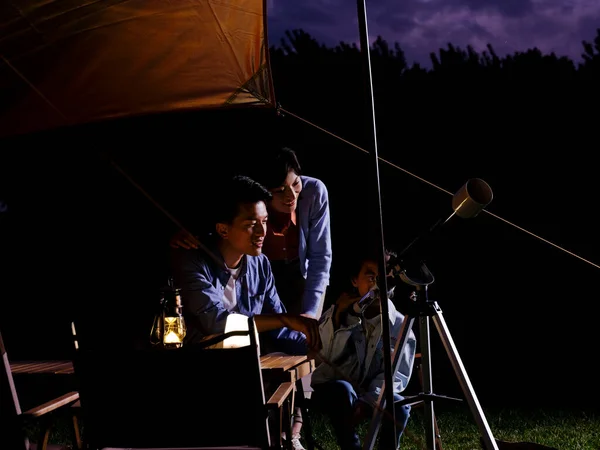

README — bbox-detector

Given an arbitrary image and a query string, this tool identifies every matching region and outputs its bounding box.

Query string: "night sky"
[267,0,599,67]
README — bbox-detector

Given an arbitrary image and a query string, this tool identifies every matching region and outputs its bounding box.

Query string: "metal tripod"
[363,261,499,450]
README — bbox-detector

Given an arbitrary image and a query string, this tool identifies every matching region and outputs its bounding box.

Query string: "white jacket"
[312,299,417,407]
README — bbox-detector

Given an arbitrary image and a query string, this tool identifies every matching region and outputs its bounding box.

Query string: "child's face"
[352,260,379,297]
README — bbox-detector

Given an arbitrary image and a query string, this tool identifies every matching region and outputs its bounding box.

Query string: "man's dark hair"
[212,175,272,225]
[252,146,302,190]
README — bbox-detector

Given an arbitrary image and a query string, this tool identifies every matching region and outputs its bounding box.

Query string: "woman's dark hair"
[252,146,302,190]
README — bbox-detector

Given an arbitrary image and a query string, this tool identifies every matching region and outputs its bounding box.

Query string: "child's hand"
[333,293,362,329]
[336,292,361,313]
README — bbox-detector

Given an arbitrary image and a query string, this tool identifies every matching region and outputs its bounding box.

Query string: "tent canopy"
[0,0,274,138]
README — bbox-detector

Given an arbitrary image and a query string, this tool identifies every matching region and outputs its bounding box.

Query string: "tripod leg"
[430,307,498,450]
[434,416,443,450]
[417,346,444,450]
[420,315,438,450]
[363,315,416,450]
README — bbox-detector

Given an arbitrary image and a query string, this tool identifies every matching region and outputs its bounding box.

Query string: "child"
[311,249,417,450]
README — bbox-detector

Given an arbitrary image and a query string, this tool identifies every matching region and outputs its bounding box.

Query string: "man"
[171,175,321,354]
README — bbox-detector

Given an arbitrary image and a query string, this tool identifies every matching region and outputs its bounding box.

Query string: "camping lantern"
[150,278,186,349]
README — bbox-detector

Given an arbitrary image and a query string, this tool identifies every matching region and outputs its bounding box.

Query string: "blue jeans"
[312,380,411,450]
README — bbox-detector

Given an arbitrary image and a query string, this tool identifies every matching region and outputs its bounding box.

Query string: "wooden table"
[259,353,316,449]
[11,353,314,376]
[10,360,75,375]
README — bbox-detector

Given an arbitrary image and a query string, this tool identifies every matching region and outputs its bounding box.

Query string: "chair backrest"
[0,329,27,450]
[0,330,21,414]
[73,317,272,449]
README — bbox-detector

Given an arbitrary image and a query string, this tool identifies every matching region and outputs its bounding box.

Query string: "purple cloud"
[267,0,600,67]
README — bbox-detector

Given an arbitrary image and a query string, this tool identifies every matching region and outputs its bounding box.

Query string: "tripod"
[363,261,499,450]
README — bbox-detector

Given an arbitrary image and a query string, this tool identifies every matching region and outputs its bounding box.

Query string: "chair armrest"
[266,382,294,409]
[22,391,80,418]
[294,359,315,379]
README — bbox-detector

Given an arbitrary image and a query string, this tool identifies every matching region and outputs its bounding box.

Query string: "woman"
[253,146,331,319]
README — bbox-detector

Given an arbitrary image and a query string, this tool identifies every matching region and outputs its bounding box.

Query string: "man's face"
[219,201,268,257]
[352,260,379,298]
[269,170,302,214]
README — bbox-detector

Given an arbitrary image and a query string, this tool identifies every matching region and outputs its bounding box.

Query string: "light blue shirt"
[171,241,306,352]
[297,175,332,316]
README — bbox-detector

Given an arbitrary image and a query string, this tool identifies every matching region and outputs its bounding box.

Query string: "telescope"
[390,178,493,286]
[352,286,382,315]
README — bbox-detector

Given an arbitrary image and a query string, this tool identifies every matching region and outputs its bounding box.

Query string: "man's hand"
[170,229,200,249]
[253,314,322,353]
[278,314,322,353]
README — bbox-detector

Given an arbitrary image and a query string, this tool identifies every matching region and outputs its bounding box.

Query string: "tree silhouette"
[272,27,600,80]
[580,29,600,79]
[269,25,600,158]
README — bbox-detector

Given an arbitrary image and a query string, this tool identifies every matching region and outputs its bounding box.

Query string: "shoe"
[290,433,306,450]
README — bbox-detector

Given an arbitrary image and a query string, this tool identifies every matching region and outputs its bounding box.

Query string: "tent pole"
[355,1,397,449]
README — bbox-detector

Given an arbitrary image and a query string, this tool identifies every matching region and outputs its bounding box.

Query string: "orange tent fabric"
[0,0,274,138]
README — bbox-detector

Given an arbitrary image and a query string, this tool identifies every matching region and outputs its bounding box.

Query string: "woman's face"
[269,170,302,214]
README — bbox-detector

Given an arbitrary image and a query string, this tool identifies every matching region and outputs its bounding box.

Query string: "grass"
[304,404,600,450]
[27,404,600,449]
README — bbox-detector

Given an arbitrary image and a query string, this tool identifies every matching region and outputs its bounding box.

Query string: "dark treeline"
[270,27,600,129]
[272,28,600,80]
[268,27,600,193]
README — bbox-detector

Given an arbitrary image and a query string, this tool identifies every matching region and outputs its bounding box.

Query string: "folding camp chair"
[0,329,81,450]
[73,317,294,449]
